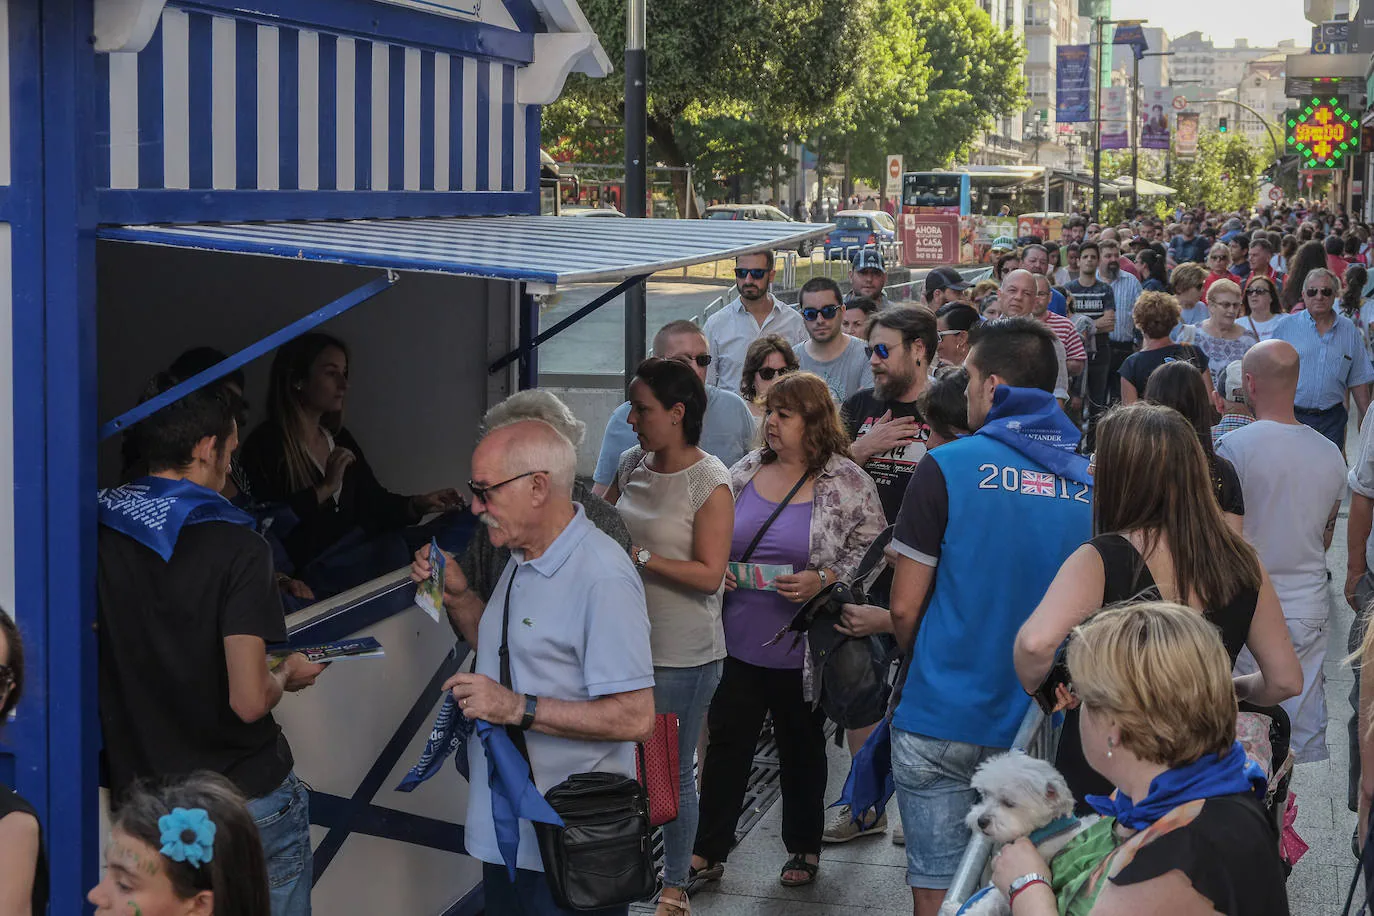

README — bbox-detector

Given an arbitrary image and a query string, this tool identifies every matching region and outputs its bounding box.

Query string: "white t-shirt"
[1242,313,1290,342]
[1218,420,1347,620]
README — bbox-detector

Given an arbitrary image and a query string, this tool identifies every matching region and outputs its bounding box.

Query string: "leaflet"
[728,561,794,591]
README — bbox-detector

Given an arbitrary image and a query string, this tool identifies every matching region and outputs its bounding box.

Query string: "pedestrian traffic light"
[1218,116,1228,133]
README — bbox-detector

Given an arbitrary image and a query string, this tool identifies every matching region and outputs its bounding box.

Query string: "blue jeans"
[481,862,629,916]
[653,660,723,889]
[246,772,312,916]
[1296,403,1349,450]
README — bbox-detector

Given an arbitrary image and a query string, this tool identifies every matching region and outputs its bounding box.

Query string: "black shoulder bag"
[498,574,656,910]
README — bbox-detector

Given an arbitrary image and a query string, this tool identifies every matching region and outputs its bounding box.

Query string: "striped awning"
[98,216,832,286]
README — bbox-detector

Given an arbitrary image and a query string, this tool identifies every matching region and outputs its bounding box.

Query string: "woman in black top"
[1116,291,1208,406]
[997,603,1291,916]
[240,333,462,592]
[0,609,46,916]
[1014,404,1302,806]
[1143,359,1244,532]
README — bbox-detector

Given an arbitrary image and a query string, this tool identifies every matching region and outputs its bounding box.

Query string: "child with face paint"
[88,772,270,916]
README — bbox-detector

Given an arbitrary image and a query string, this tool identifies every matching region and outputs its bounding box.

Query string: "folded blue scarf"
[98,476,254,560]
[976,385,1092,485]
[836,716,894,824]
[1086,740,1266,830]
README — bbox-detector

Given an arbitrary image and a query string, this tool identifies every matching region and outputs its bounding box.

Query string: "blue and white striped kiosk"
[1,1,826,912]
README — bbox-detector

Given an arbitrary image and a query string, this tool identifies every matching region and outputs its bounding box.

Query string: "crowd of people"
[10,202,1374,916]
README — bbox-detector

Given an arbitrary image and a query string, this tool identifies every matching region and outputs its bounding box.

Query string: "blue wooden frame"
[96,188,539,226]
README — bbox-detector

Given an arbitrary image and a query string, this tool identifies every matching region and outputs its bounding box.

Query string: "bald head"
[1241,340,1299,418]
[476,419,577,497]
[999,269,1038,317]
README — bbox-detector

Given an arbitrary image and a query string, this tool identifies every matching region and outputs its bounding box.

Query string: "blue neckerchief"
[1085,741,1266,831]
[836,716,894,824]
[1027,813,1080,846]
[97,476,254,561]
[976,385,1092,484]
[397,693,562,878]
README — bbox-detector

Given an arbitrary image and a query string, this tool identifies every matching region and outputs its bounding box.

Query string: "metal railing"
[938,704,1055,916]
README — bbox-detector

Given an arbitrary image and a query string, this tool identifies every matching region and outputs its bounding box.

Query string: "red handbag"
[635,713,681,827]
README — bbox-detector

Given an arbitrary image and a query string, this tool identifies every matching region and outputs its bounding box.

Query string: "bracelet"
[1008,876,1050,906]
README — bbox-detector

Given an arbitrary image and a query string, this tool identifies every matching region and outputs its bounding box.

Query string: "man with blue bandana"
[886,317,1093,916]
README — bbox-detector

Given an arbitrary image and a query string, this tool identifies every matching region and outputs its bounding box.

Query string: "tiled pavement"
[693,463,1368,915]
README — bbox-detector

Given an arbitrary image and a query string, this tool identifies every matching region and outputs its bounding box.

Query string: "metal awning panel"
[97,215,834,286]
[1109,177,1177,196]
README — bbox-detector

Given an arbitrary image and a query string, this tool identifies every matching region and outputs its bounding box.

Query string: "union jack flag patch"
[1021,470,1056,497]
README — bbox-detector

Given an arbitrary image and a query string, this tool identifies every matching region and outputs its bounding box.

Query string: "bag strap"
[739,472,809,563]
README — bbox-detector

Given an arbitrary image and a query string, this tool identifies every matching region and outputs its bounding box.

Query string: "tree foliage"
[1168,134,1267,215]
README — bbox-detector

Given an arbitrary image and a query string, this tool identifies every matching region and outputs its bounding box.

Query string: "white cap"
[1222,360,1246,403]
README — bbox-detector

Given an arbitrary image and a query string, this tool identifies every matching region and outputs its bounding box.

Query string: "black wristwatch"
[520,694,538,730]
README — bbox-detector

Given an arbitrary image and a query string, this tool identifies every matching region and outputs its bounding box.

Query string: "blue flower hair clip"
[158,807,216,868]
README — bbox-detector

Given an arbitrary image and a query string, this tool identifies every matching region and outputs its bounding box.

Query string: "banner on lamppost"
[1056,45,1092,122]
[1100,86,1129,149]
[1140,87,1171,150]
[1176,112,1199,159]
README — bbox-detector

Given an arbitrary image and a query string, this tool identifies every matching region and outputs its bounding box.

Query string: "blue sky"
[1108,0,1314,49]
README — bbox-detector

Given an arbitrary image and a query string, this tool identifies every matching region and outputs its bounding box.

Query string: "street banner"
[1112,22,1149,60]
[885,155,904,198]
[1056,45,1092,123]
[1176,112,1199,159]
[1140,87,1171,150]
[1100,86,1129,150]
[901,214,960,267]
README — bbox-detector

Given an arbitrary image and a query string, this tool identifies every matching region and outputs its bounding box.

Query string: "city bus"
[901,167,1047,264]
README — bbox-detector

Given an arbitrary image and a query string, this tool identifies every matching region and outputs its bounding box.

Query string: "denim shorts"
[891,728,1000,889]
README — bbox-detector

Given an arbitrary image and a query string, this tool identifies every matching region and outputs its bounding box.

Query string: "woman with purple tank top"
[690,372,885,889]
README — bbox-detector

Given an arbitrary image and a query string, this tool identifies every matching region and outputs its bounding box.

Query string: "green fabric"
[1051,816,1118,916]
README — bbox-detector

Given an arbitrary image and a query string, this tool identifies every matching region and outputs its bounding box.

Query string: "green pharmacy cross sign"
[1286,98,1360,169]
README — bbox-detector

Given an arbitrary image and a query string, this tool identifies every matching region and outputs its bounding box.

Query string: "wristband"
[1008,873,1050,906]
[520,694,538,730]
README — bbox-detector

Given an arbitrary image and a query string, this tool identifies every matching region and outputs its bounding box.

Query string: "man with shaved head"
[1221,340,1349,764]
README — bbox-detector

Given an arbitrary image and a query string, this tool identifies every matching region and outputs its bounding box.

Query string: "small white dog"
[956,751,1100,916]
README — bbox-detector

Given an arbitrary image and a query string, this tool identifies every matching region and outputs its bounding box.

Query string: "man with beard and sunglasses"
[703,251,808,394]
[796,277,874,402]
[592,321,757,497]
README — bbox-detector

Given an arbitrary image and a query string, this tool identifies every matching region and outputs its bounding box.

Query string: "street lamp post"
[624,0,648,382]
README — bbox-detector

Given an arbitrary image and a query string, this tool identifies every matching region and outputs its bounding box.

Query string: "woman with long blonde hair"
[1015,402,1301,805]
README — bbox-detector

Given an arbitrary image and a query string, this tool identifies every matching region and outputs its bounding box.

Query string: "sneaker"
[822,805,886,843]
[891,816,905,846]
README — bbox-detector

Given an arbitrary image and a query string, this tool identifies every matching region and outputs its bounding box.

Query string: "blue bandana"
[836,716,894,825]
[1086,741,1266,831]
[97,476,254,561]
[976,385,1092,484]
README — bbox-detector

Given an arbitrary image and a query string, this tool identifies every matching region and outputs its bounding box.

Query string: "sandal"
[688,861,724,883]
[779,853,819,887]
[654,891,691,916]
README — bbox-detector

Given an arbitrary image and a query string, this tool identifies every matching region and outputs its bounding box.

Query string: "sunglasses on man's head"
[734,268,768,280]
[865,343,895,360]
[1306,287,1335,298]
[756,366,793,381]
[801,305,841,322]
[672,353,713,368]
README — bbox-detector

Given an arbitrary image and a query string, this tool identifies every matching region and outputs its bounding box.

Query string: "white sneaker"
[822,804,887,843]
[891,816,905,846]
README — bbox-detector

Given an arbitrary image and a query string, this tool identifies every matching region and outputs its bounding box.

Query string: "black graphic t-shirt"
[841,388,931,522]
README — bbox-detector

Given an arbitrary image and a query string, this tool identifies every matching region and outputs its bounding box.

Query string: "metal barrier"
[938,704,1055,916]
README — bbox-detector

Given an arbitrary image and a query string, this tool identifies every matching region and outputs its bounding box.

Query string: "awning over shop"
[1108,176,1177,197]
[97,215,832,286]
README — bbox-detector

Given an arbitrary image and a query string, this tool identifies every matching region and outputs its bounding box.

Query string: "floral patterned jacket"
[728,449,887,582]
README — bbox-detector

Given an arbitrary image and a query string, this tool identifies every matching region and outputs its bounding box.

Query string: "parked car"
[823,209,897,260]
[703,204,816,257]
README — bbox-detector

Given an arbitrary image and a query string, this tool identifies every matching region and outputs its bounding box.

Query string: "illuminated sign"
[1286,98,1360,169]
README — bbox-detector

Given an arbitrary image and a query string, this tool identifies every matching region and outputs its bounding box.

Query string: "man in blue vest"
[886,317,1093,916]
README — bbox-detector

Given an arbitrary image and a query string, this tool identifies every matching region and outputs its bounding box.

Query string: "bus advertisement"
[901,169,1046,265]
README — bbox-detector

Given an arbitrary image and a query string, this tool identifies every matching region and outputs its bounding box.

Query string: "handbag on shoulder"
[498,575,657,910]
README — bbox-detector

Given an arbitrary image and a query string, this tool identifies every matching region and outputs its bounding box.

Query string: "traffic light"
[1218,116,1229,133]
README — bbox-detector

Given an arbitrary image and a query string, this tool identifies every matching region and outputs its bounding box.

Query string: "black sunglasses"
[734,268,768,280]
[801,305,841,321]
[865,343,894,360]
[1306,287,1335,298]
[467,470,546,503]
[756,366,793,381]
[671,353,713,368]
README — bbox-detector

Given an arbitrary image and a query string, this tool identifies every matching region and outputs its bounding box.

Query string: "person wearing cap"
[703,251,809,395]
[847,249,893,310]
[1211,359,1255,446]
[922,266,970,310]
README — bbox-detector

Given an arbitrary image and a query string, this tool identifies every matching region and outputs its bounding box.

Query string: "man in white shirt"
[703,251,808,393]
[1220,340,1348,763]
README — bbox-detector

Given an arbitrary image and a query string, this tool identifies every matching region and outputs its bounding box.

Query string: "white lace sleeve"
[687,455,732,514]
[616,445,645,491]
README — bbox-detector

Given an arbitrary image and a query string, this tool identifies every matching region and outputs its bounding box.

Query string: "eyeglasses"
[756,366,793,381]
[1305,287,1335,298]
[937,329,966,339]
[467,470,546,503]
[865,343,894,360]
[1246,288,1271,296]
[734,268,769,280]
[1209,254,1228,261]
[801,305,841,321]
[671,353,713,368]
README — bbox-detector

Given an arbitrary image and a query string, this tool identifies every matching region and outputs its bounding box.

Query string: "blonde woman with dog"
[993,602,1290,915]
[1014,403,1301,807]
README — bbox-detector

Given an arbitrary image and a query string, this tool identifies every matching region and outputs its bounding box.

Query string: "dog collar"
[1027,814,1080,845]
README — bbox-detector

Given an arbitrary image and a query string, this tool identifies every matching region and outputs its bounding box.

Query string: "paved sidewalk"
[693,499,1366,916]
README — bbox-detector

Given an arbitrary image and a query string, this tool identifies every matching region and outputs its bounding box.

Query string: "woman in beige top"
[605,357,734,916]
